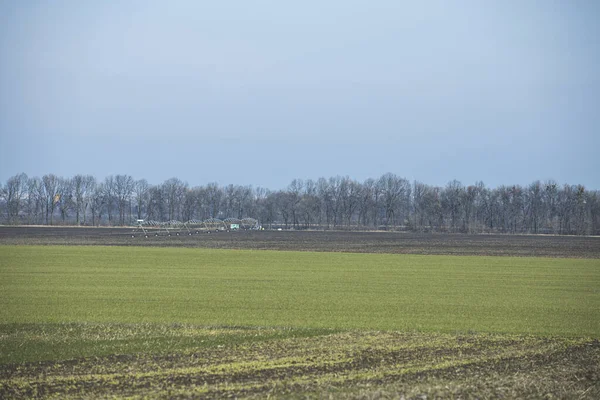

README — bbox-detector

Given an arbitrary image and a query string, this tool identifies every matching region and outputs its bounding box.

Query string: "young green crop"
[1,245,598,336]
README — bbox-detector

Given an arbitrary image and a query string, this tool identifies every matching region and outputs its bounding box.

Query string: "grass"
[1,245,599,336]
[1,245,599,398]
[0,323,337,365]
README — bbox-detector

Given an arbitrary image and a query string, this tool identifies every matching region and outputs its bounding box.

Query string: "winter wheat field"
[0,227,599,398]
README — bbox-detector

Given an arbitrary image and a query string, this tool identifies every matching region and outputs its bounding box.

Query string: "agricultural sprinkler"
[131,217,260,238]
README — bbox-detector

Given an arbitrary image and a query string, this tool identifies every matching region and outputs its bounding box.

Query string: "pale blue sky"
[1,0,598,189]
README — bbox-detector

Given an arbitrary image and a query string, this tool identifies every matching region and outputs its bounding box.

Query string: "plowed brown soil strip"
[1,227,598,258]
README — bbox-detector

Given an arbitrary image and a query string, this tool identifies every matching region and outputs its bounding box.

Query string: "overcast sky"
[1,1,598,190]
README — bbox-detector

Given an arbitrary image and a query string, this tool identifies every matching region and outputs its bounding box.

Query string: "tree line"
[1,172,599,235]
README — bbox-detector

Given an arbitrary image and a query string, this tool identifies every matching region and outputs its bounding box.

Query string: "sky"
[1,0,599,190]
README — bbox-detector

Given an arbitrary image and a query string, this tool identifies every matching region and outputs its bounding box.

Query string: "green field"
[1,245,599,335]
[1,245,599,398]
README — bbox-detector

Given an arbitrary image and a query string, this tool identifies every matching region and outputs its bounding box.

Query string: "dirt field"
[1,326,598,399]
[0,225,598,258]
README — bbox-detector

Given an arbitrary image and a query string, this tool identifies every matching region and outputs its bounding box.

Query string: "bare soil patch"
[1,327,598,399]
[1,226,598,258]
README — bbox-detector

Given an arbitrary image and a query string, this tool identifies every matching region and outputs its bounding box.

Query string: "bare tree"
[423,185,443,231]
[0,182,4,221]
[275,191,294,229]
[379,173,410,228]
[57,177,74,223]
[222,184,254,219]
[205,182,223,218]
[339,177,361,227]
[25,176,43,224]
[89,183,106,226]
[4,170,600,235]
[72,175,96,225]
[133,179,150,220]
[544,180,559,233]
[288,179,304,228]
[574,185,587,235]
[586,190,600,235]
[194,186,212,220]
[322,176,346,228]
[72,175,86,225]
[237,185,254,219]
[114,175,135,225]
[556,185,572,234]
[459,185,478,233]
[412,181,429,231]
[82,176,96,225]
[146,185,166,221]
[2,173,28,224]
[441,180,463,232]
[161,178,187,221]
[42,174,60,225]
[258,190,277,229]
[357,178,377,228]
[34,177,47,225]
[525,181,543,234]
[103,176,116,224]
[182,187,199,222]
[298,180,320,229]
[507,186,524,233]
[317,178,334,228]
